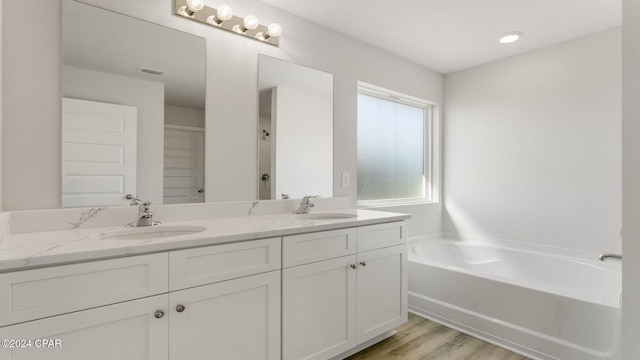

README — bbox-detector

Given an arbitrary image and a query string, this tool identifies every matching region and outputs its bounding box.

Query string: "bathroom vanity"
[0,207,408,360]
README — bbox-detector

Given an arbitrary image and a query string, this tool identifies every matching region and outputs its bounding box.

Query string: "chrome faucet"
[125,194,160,227]
[599,253,622,261]
[135,202,161,227]
[292,196,318,214]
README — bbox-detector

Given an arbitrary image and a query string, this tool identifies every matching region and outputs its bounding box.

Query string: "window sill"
[357,198,439,209]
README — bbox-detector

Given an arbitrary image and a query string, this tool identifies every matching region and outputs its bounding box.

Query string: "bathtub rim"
[409,233,621,309]
[417,232,622,263]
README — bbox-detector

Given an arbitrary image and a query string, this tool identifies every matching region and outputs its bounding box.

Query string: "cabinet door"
[282,255,357,360]
[169,271,281,360]
[0,295,168,360]
[356,244,408,344]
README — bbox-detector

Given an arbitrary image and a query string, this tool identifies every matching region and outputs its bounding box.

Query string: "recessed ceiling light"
[499,31,523,44]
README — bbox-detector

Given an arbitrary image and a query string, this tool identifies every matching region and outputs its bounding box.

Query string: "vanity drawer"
[357,221,407,252]
[283,228,357,268]
[169,237,281,291]
[0,253,168,327]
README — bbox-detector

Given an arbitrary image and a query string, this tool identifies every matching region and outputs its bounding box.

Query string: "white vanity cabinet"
[0,238,282,360]
[168,238,281,360]
[170,271,281,360]
[0,295,169,360]
[0,253,169,360]
[356,244,408,344]
[281,221,408,360]
[0,215,408,360]
[282,254,358,360]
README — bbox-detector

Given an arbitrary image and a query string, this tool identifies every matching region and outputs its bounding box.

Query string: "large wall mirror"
[258,55,334,200]
[62,0,206,207]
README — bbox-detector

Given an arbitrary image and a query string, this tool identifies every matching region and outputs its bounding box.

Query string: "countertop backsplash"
[6,197,352,235]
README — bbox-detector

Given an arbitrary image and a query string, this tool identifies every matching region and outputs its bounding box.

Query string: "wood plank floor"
[346,313,530,360]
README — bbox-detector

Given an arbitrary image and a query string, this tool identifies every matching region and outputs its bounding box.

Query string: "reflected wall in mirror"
[62,0,206,207]
[258,55,333,200]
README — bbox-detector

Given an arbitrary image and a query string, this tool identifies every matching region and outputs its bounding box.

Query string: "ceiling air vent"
[136,66,165,76]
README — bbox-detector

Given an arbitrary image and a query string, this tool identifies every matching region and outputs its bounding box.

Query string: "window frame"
[356,81,438,208]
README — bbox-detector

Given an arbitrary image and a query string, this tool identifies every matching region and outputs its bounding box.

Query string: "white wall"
[2,0,61,210]
[443,28,621,253]
[622,0,640,355]
[1,0,443,236]
[165,105,205,129]
[0,2,3,211]
[62,66,165,204]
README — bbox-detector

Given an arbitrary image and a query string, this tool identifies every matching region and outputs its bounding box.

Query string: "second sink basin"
[92,225,207,241]
[294,213,358,221]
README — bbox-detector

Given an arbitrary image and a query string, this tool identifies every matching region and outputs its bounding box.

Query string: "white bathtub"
[408,236,621,360]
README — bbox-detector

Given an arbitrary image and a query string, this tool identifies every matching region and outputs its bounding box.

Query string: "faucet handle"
[126,194,142,206]
[301,195,318,203]
[138,202,152,212]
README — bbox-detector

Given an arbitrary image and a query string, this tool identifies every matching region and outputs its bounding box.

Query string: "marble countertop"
[0,209,409,272]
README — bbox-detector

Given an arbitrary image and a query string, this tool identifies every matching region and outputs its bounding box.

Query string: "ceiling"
[259,0,622,74]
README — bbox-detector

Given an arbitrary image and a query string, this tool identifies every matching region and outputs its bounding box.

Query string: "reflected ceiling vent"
[136,66,165,76]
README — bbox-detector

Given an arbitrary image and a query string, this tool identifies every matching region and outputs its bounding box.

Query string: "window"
[357,82,436,206]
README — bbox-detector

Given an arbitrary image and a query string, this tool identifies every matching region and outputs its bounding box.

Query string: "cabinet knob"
[154,310,165,319]
[359,261,367,267]
[350,264,357,269]
[176,304,186,313]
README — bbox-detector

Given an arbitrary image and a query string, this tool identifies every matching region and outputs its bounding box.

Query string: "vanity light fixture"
[178,0,205,17]
[233,15,259,34]
[174,0,281,46]
[256,23,282,41]
[206,4,233,26]
[499,31,523,44]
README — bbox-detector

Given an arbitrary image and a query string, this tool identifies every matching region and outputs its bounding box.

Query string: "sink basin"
[293,213,358,221]
[92,225,207,241]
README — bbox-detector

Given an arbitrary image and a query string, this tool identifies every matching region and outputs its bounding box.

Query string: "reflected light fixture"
[174,0,281,46]
[499,31,523,44]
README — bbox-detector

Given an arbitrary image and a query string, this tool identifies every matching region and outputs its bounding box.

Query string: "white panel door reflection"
[61,97,137,207]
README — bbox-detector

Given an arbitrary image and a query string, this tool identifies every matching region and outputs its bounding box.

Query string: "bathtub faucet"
[598,253,622,261]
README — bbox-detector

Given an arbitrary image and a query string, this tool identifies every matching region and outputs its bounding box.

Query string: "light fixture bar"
[174,0,280,47]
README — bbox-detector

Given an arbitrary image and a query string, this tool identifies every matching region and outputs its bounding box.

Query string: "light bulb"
[499,31,523,44]
[217,5,233,21]
[186,0,205,13]
[244,15,259,30]
[267,23,282,37]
